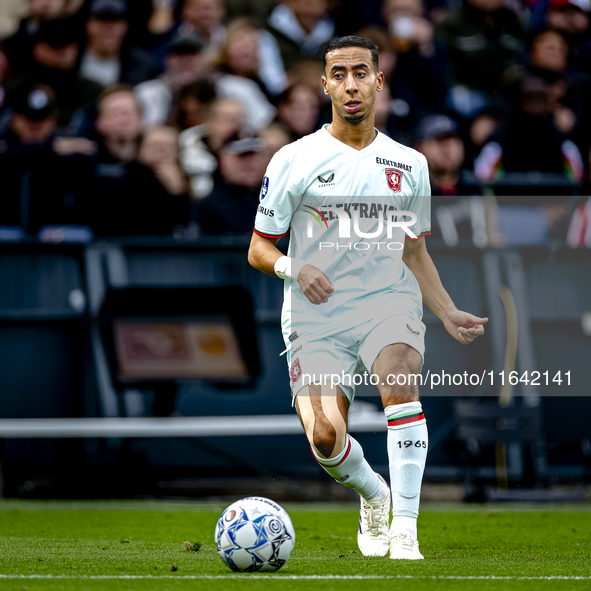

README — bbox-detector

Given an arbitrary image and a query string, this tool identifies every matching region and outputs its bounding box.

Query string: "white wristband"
[274,256,305,280]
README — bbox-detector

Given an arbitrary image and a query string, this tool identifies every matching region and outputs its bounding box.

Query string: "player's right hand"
[297,264,335,305]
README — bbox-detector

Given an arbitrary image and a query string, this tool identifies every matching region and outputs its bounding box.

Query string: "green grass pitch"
[0,500,590,591]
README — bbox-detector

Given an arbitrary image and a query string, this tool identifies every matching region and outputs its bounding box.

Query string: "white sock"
[391,515,417,538]
[384,402,428,535]
[312,434,381,501]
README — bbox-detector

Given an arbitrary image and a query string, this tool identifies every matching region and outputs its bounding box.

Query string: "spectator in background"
[275,83,320,141]
[436,0,526,117]
[475,74,585,245]
[92,84,140,152]
[93,125,189,235]
[179,98,245,198]
[0,84,95,232]
[179,0,226,58]
[354,26,396,86]
[528,28,591,146]
[138,126,189,198]
[266,0,335,71]
[374,84,414,145]
[259,123,290,167]
[85,86,189,235]
[83,85,143,215]
[169,78,217,131]
[382,0,448,123]
[465,104,506,164]
[415,114,478,196]
[135,31,208,128]
[351,26,415,137]
[2,0,69,76]
[0,84,60,229]
[194,136,266,234]
[474,75,585,183]
[214,18,288,98]
[415,113,483,245]
[546,0,591,73]
[146,6,276,133]
[80,0,157,88]
[5,18,103,127]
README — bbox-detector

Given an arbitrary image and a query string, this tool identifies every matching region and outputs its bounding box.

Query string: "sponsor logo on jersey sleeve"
[260,176,269,199]
[257,205,274,217]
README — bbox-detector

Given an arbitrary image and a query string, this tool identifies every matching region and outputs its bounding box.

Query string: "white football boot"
[357,475,391,557]
[389,531,424,560]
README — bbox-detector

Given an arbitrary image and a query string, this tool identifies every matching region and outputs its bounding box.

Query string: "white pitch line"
[0,574,590,581]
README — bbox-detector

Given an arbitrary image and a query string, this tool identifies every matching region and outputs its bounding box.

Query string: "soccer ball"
[214,496,296,572]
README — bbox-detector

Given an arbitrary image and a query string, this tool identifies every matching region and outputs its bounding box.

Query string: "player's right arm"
[248,233,334,305]
[247,147,334,305]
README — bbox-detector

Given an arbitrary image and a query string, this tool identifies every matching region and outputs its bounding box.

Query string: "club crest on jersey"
[385,168,403,193]
[290,358,302,384]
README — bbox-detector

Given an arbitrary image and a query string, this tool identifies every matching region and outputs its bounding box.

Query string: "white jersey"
[253,125,431,346]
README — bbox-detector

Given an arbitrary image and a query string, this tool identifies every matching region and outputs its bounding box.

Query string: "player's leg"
[295,382,384,500]
[294,382,390,557]
[372,342,427,559]
[359,316,427,559]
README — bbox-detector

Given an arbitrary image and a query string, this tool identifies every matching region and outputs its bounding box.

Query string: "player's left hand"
[443,310,488,345]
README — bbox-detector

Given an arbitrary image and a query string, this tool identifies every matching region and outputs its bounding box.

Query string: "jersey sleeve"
[253,148,300,238]
[405,155,431,240]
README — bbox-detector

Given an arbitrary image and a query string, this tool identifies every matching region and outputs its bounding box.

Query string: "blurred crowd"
[1,0,591,246]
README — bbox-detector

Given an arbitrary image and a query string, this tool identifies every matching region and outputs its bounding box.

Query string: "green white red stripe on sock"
[387,411,425,428]
[313,437,352,467]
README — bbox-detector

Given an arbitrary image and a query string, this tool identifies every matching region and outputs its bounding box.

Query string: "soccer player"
[248,36,487,560]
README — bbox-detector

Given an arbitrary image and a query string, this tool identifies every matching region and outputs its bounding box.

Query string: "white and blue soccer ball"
[215,496,296,572]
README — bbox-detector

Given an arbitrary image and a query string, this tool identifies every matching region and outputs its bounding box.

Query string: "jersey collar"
[322,123,381,154]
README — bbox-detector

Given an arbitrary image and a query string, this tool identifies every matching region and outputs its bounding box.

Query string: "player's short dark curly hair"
[322,36,379,73]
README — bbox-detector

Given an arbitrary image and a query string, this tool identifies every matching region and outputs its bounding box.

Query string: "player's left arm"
[403,237,488,345]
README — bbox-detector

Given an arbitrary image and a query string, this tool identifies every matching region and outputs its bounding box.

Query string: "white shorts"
[286,313,426,402]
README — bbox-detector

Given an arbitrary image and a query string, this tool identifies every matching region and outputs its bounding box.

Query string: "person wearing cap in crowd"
[414,113,481,244]
[4,17,103,127]
[0,84,96,232]
[80,0,157,88]
[134,30,208,128]
[2,0,69,77]
[415,113,478,198]
[194,136,267,234]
